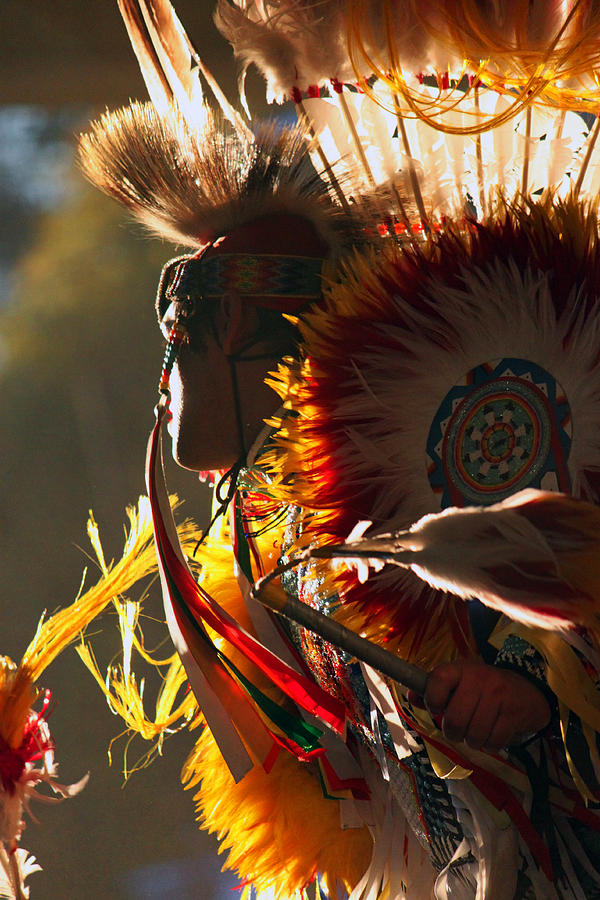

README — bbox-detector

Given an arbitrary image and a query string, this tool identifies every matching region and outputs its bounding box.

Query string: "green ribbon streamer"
[219,651,323,753]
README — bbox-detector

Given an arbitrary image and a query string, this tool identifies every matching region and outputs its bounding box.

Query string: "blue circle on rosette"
[427,358,572,509]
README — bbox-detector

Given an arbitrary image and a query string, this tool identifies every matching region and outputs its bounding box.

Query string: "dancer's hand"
[411,660,551,751]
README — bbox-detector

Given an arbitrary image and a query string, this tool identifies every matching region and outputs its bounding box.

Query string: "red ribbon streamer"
[147,404,346,734]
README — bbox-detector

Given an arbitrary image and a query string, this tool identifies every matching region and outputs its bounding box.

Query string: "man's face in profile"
[159,292,239,472]
[160,291,283,473]
[156,214,328,472]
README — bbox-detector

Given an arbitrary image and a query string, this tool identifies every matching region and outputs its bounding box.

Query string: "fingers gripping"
[421,661,551,751]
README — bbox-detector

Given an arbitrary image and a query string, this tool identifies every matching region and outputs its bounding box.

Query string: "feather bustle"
[185,718,373,899]
[263,197,600,654]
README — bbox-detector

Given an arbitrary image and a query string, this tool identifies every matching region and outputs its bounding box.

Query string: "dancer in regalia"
[75,1,600,897]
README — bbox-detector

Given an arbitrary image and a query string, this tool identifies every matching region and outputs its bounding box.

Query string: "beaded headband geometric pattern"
[198,254,325,304]
[158,253,326,319]
[156,251,326,394]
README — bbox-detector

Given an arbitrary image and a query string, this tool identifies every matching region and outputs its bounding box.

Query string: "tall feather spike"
[294,98,352,213]
[119,0,173,110]
[119,0,251,139]
[574,114,600,197]
[118,0,203,123]
[393,97,429,228]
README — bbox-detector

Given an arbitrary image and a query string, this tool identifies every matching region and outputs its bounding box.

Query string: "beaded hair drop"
[158,318,188,397]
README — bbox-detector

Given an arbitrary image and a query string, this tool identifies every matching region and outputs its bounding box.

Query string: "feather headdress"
[77,0,600,243]
[214,0,600,223]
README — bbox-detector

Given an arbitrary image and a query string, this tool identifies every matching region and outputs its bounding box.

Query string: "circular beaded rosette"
[427,358,572,509]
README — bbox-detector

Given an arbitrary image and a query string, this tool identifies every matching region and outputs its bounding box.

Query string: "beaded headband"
[156,252,326,320]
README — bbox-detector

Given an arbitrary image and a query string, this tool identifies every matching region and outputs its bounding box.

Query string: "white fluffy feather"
[327,260,600,532]
[325,488,600,631]
[214,0,462,97]
[215,0,355,99]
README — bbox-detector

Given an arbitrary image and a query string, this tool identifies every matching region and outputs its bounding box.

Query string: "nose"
[160,300,180,339]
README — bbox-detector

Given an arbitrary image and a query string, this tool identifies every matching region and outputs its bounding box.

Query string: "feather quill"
[118,0,202,122]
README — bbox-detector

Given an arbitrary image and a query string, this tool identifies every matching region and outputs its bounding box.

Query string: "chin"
[171,445,199,472]
[170,427,237,473]
[168,397,244,472]
[170,433,204,472]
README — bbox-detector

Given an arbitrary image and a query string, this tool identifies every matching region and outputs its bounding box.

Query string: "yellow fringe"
[74,497,208,773]
[184,725,371,899]
[21,497,159,683]
[154,510,377,894]
[77,641,196,775]
[0,496,184,753]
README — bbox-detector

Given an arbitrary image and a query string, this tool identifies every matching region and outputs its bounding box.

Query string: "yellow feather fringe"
[22,498,159,684]
[75,497,206,774]
[87,506,373,895]
[0,496,178,755]
[184,725,371,899]
[0,495,186,766]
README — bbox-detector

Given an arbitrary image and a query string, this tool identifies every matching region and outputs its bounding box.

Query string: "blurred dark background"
[0,2,266,897]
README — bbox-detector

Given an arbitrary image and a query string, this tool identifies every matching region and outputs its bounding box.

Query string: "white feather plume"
[214,0,461,98]
[320,489,600,632]
[215,0,355,100]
